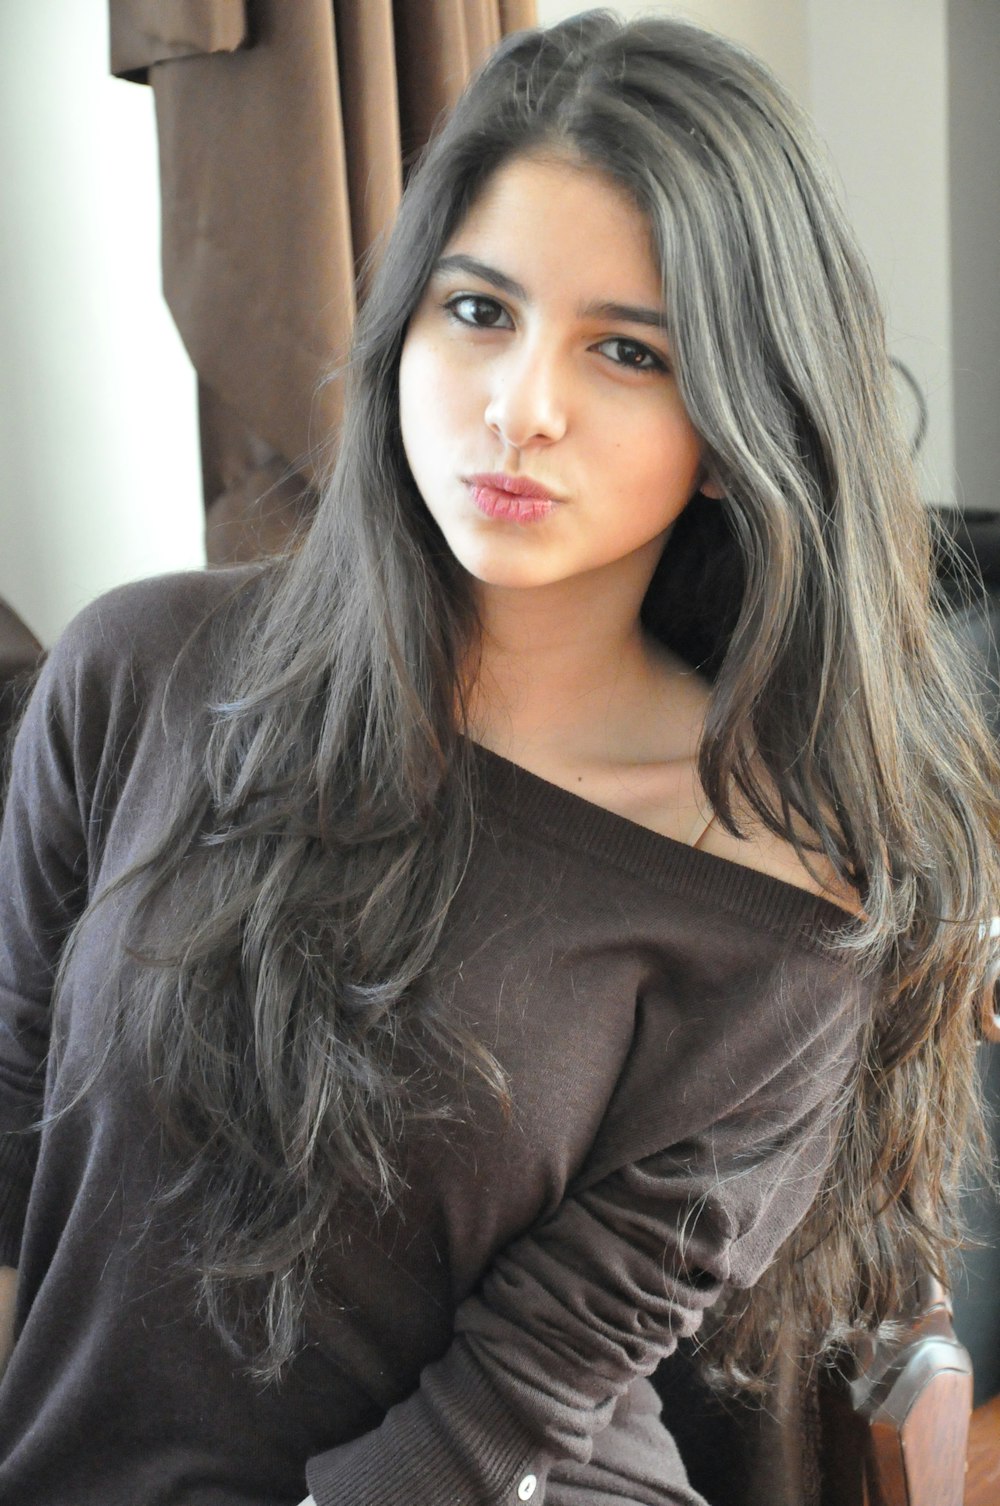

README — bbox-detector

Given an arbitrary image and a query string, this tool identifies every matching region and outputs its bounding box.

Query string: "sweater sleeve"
[0,631,92,1264]
[305,971,861,1506]
[0,573,220,1266]
[544,1376,707,1506]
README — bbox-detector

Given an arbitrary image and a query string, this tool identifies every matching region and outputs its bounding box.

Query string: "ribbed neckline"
[469,741,858,949]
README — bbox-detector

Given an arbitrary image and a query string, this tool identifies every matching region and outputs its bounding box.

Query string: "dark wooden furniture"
[816,987,1000,1506]
[818,1277,974,1506]
[965,1392,1000,1505]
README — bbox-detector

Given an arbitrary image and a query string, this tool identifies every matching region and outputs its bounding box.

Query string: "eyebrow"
[432,254,670,333]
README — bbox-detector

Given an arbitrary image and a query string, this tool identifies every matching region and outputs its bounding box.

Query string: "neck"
[463,570,694,770]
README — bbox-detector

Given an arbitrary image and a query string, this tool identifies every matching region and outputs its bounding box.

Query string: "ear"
[699,474,725,500]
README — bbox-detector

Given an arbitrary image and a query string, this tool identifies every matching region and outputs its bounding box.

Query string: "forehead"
[442,152,662,298]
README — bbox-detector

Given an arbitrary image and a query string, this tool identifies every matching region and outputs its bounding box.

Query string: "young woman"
[1,13,997,1506]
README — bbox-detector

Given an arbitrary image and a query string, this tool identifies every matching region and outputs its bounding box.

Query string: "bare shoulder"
[645,653,861,915]
[697,797,862,915]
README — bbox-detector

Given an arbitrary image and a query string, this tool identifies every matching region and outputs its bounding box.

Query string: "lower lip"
[469,483,556,524]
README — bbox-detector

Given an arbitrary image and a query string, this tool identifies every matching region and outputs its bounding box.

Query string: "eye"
[595,337,668,374]
[444,294,514,330]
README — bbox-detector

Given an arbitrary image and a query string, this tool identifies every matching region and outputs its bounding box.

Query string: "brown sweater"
[0,570,868,1506]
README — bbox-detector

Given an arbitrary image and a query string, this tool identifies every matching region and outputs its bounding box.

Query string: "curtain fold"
[0,599,43,777]
[109,0,537,563]
[109,0,247,80]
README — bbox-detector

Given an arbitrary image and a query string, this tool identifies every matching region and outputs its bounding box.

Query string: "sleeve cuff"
[306,1337,551,1506]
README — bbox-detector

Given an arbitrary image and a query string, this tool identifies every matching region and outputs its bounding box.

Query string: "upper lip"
[465,472,562,502]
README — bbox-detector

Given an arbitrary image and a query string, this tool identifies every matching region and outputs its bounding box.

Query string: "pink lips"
[465,472,559,524]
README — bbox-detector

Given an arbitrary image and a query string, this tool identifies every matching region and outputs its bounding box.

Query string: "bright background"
[1,1,996,645]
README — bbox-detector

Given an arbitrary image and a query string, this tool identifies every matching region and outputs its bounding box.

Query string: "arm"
[544,1377,705,1506]
[299,1380,699,1506]
[0,572,252,1281]
[0,612,115,1316]
[304,1007,858,1506]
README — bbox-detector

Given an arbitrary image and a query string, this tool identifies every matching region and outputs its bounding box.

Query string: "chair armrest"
[819,1275,973,1506]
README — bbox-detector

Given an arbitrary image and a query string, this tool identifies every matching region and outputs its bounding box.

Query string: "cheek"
[398,337,429,452]
[614,408,705,499]
[399,334,468,460]
[400,340,444,491]
[665,395,706,474]
[664,421,706,487]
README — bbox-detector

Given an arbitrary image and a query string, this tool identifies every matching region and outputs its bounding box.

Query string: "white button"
[517,1476,538,1502]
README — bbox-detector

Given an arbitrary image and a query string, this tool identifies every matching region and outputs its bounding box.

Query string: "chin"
[465,566,551,591]
[454,553,557,591]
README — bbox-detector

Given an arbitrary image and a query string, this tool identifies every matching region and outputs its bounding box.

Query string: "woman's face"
[398,152,714,598]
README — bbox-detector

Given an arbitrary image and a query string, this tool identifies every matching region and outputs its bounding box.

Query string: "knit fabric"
[0,570,868,1505]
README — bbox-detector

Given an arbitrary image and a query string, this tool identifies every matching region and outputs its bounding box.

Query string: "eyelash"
[597,338,667,374]
[444,293,512,331]
[442,294,669,375]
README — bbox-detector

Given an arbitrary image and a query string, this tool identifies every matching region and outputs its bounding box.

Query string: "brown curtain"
[109,0,537,564]
[0,600,44,786]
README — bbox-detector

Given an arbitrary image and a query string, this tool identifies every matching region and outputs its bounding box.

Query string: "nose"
[484,340,568,451]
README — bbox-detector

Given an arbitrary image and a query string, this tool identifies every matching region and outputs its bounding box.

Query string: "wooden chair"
[817,986,1000,1506]
[966,1391,1000,1505]
[817,1275,973,1506]
[661,1252,984,1506]
[659,986,999,1506]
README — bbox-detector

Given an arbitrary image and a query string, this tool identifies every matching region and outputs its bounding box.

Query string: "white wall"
[805,0,955,505]
[0,2,203,648]
[536,1,808,106]
[948,0,1000,513]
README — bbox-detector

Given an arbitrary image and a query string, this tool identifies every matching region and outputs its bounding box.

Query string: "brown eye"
[596,337,667,373]
[445,294,513,330]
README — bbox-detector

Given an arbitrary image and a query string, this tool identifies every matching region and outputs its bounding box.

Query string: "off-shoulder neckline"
[468,739,859,944]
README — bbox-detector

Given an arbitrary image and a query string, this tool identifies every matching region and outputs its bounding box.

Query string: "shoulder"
[33,566,264,721]
[52,566,265,681]
[2,569,269,914]
[697,797,862,917]
[642,653,862,915]
[18,566,266,788]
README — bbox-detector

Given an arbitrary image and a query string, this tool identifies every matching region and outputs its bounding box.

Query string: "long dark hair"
[63,11,1000,1382]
